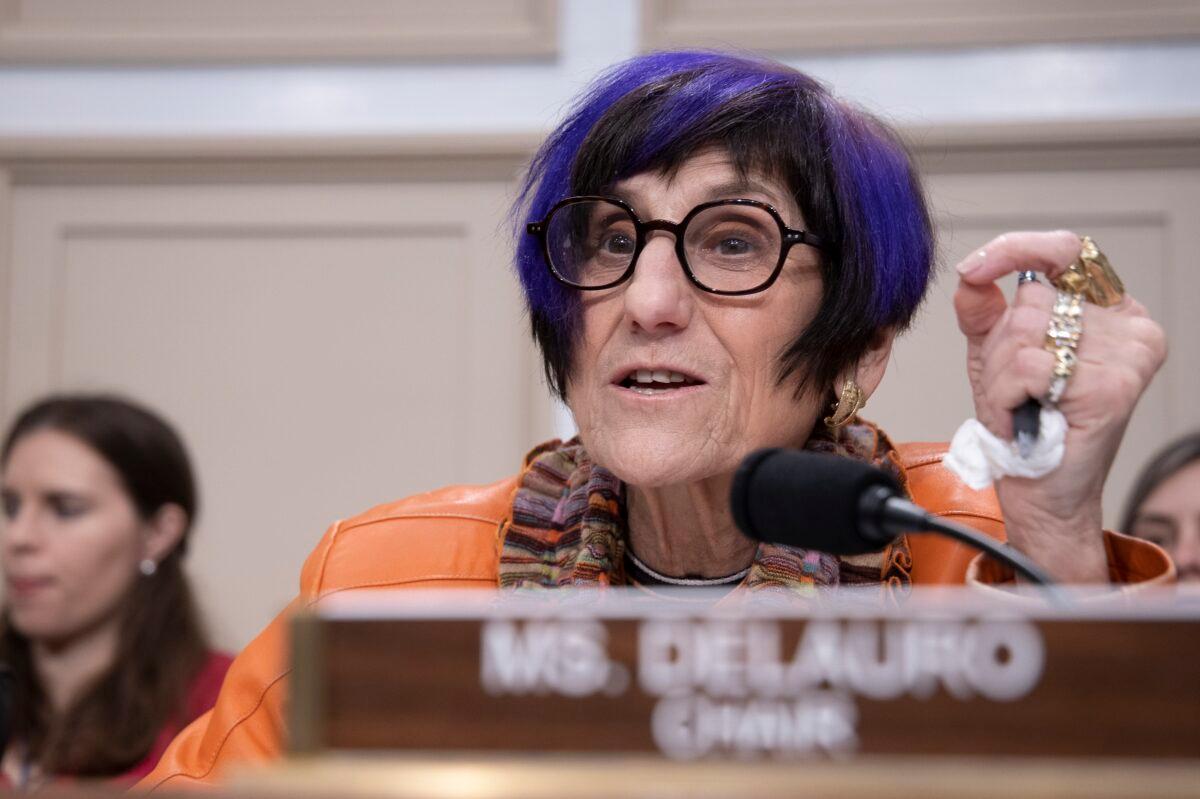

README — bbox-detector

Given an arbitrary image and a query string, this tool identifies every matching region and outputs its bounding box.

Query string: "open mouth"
[617,368,705,395]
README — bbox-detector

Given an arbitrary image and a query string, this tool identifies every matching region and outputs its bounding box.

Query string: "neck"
[31,616,121,715]
[626,473,757,578]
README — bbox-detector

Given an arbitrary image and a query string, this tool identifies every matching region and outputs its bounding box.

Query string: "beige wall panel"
[0,167,10,421]
[0,0,557,62]
[6,181,548,649]
[870,168,1200,528]
[2,130,1196,650]
[643,0,1200,54]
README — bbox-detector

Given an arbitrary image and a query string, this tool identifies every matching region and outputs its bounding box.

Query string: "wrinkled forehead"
[605,149,802,224]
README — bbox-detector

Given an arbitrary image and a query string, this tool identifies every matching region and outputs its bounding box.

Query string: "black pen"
[1012,270,1041,457]
[1013,397,1041,458]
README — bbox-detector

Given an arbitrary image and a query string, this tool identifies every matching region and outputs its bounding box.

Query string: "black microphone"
[730,448,1060,590]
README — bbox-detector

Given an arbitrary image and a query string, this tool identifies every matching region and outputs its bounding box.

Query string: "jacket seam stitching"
[148,669,291,789]
[316,575,496,599]
[149,584,364,788]
[311,518,346,596]
[339,512,503,531]
[903,455,946,468]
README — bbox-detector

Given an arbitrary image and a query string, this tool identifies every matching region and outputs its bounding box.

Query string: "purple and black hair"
[514,50,934,400]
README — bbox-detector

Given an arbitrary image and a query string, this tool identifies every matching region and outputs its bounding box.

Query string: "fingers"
[1120,314,1170,382]
[954,280,1007,342]
[974,308,1167,440]
[977,348,1055,440]
[955,228,1147,339]
[966,253,1167,440]
[984,279,1160,368]
[980,355,1152,441]
[977,281,1055,366]
[953,231,1081,344]
[955,230,1167,444]
[955,230,1082,286]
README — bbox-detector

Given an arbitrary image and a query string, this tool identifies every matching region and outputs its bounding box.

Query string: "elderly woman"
[139,51,1171,788]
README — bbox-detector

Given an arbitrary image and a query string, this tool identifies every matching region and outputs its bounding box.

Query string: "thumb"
[953,278,1007,344]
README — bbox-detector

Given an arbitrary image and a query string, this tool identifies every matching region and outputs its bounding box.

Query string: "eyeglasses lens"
[545,199,782,292]
[545,199,636,288]
[683,204,781,293]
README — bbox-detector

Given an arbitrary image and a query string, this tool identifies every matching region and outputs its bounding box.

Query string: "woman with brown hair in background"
[0,395,230,790]
[1122,431,1200,582]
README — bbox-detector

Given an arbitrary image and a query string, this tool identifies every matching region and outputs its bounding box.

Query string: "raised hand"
[953,231,1167,582]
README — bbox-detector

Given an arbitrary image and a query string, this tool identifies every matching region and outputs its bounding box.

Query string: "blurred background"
[0,0,1197,650]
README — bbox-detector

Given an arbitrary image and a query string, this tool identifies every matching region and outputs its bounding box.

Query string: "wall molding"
[0,132,541,185]
[642,0,1200,54]
[0,0,558,63]
[2,118,1198,183]
[0,166,11,423]
[2,117,1196,540]
[904,117,1200,173]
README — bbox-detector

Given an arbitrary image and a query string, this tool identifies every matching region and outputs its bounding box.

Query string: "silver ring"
[1017,270,1038,286]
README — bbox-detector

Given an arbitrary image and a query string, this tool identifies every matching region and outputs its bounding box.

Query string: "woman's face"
[1,429,147,644]
[566,150,826,487]
[1131,460,1200,582]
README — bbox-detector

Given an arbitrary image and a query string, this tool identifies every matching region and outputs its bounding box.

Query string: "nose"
[622,232,693,335]
[2,504,41,555]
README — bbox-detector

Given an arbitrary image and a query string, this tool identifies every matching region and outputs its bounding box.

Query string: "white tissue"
[943,407,1067,490]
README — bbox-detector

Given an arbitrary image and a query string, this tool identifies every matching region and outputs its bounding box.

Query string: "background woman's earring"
[139,558,158,577]
[824,379,865,428]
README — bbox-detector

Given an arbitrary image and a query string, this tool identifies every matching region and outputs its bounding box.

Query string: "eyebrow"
[612,178,789,218]
[702,179,786,206]
[0,484,89,499]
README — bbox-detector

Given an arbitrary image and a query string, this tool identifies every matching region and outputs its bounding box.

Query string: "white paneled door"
[5,178,550,648]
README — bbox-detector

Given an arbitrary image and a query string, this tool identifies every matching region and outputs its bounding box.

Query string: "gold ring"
[1044,290,1083,404]
[1051,236,1125,308]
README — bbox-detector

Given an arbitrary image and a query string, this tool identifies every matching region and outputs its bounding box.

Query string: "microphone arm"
[859,486,1067,603]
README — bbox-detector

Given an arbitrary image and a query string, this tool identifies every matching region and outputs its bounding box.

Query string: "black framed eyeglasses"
[525,196,824,296]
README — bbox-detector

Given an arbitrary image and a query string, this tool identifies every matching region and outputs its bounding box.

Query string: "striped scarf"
[498,420,912,601]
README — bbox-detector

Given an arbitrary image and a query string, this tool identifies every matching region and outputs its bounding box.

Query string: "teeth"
[627,368,695,387]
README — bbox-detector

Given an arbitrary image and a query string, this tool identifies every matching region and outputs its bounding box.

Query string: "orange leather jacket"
[138,443,1172,790]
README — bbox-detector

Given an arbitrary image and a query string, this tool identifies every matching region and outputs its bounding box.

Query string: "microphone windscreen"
[730,448,901,555]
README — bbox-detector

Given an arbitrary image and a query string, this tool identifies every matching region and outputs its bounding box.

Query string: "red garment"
[123,652,233,783]
[0,650,232,788]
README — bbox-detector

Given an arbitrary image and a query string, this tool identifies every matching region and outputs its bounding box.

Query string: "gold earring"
[824,379,865,428]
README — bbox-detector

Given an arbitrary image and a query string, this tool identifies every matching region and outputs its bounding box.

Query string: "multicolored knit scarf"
[498,420,912,603]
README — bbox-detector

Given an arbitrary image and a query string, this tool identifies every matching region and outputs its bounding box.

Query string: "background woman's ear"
[854,327,897,397]
[143,503,188,565]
